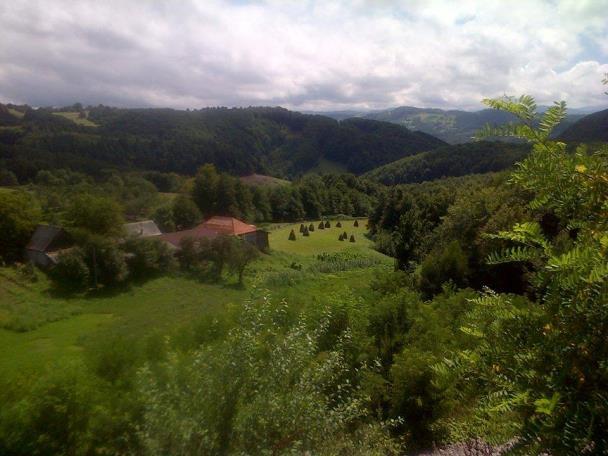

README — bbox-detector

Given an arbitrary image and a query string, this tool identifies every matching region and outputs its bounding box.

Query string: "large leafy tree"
[0,191,41,263]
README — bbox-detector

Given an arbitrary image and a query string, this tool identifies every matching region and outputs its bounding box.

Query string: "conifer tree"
[288,229,296,241]
[349,234,355,242]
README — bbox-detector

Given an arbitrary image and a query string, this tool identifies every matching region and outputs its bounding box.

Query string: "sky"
[1,0,607,111]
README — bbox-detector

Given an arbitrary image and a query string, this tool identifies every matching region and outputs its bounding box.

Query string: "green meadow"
[0,220,389,382]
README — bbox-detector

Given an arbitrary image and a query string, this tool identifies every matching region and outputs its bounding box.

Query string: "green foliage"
[439,91,608,453]
[289,229,296,240]
[137,294,402,454]
[350,234,356,242]
[64,194,124,237]
[0,190,41,263]
[419,241,469,297]
[123,238,175,279]
[50,248,90,292]
[171,194,201,229]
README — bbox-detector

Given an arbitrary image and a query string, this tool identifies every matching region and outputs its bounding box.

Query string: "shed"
[25,225,72,268]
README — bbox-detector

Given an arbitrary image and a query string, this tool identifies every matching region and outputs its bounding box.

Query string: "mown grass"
[269,219,373,255]
[52,111,98,127]
[0,224,389,382]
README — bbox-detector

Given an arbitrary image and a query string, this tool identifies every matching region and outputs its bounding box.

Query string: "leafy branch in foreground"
[438,88,608,454]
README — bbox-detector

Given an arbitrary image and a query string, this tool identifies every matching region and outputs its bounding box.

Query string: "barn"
[25,225,72,268]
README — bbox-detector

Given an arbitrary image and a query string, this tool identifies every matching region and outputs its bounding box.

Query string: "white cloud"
[0,0,606,110]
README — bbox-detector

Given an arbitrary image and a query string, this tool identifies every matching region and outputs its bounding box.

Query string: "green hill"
[0,105,445,181]
[362,106,585,144]
[364,141,530,185]
[559,108,608,143]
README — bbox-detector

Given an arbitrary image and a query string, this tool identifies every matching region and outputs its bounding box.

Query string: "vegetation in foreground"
[0,81,606,454]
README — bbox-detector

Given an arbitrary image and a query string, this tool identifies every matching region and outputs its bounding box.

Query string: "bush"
[336,221,342,228]
[309,223,315,232]
[303,227,310,237]
[318,222,325,230]
[339,234,344,241]
[50,248,90,292]
[354,220,359,227]
[418,240,469,297]
[325,221,331,228]
[288,229,296,241]
[299,224,305,233]
[350,234,356,242]
[123,238,175,279]
[342,231,348,239]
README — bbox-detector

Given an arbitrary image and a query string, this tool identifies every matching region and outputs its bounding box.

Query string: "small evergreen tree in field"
[336,221,342,228]
[354,220,359,227]
[342,231,348,239]
[318,222,324,230]
[303,227,310,237]
[325,221,330,228]
[339,234,344,241]
[299,224,305,233]
[309,223,315,232]
[349,234,355,242]
[288,229,296,241]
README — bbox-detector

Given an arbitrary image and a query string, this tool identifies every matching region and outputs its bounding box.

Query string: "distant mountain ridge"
[310,105,591,144]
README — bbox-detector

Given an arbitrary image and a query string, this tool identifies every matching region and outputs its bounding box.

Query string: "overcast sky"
[1,0,607,111]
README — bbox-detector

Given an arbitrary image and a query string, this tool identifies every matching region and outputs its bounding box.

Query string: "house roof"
[200,216,257,236]
[158,225,219,248]
[26,225,65,252]
[123,220,162,237]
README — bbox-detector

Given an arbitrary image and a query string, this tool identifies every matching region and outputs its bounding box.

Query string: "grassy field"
[53,111,98,127]
[269,219,373,255]
[0,219,389,382]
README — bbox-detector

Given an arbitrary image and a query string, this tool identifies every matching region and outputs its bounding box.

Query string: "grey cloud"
[0,0,607,110]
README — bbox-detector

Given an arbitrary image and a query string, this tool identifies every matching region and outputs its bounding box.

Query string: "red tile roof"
[158,225,219,248]
[200,216,257,236]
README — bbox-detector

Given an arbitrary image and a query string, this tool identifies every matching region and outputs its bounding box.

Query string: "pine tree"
[318,221,324,230]
[349,234,355,242]
[303,226,310,237]
[299,223,305,233]
[339,234,344,241]
[288,229,296,241]
[309,223,315,232]
[336,221,342,228]
[354,220,359,227]
[325,221,330,228]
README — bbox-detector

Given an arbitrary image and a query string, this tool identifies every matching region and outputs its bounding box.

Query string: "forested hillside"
[0,104,445,181]
[364,141,530,185]
[361,106,585,143]
[558,107,608,142]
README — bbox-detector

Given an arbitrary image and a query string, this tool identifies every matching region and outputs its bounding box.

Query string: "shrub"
[342,231,348,239]
[123,238,175,279]
[350,234,356,242]
[418,240,469,297]
[336,221,342,228]
[303,227,310,237]
[339,234,344,241]
[318,222,325,230]
[309,223,315,232]
[50,248,90,292]
[299,224,305,233]
[354,220,359,227]
[288,229,296,241]
[325,221,331,228]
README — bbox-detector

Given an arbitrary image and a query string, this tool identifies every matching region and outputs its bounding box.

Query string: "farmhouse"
[160,216,269,250]
[25,225,72,268]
